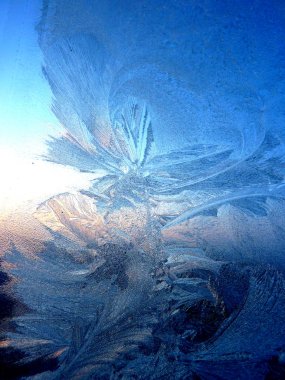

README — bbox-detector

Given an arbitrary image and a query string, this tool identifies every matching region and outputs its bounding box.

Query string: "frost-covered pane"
[1,1,285,379]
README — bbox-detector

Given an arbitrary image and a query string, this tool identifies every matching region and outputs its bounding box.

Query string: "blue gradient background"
[0,0,59,150]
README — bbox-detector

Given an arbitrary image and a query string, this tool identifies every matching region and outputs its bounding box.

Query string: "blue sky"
[0,0,93,213]
[0,0,60,154]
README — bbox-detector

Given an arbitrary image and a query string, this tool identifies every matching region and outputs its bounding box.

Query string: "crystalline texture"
[1,1,285,379]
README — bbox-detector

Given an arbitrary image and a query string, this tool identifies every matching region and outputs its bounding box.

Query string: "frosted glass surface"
[1,1,285,379]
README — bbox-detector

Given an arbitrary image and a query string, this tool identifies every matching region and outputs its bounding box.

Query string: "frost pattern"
[1,1,285,379]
